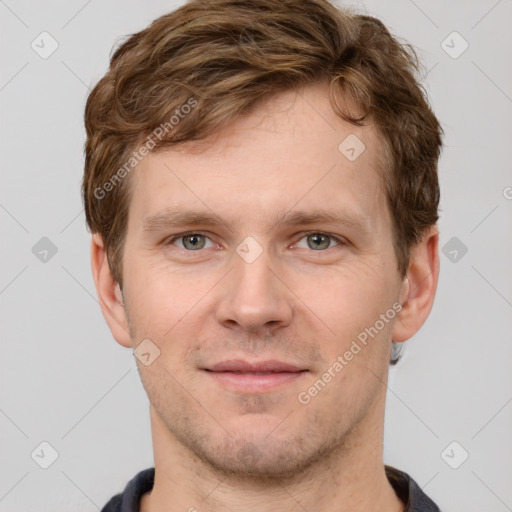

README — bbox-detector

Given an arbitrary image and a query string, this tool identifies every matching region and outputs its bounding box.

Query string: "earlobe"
[391,226,440,343]
[90,233,132,348]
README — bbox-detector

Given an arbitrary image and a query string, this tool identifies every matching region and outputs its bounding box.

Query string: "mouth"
[201,359,308,393]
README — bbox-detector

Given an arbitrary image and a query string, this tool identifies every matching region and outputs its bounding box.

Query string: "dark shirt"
[101,465,440,512]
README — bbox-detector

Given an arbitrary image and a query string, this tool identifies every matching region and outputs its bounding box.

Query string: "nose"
[215,245,294,334]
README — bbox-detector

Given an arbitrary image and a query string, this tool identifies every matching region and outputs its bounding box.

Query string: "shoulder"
[100,467,155,512]
[385,465,441,512]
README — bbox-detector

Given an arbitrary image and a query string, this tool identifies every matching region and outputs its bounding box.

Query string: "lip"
[202,359,308,393]
[207,359,305,373]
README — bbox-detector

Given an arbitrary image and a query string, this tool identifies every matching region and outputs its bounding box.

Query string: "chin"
[181,424,341,483]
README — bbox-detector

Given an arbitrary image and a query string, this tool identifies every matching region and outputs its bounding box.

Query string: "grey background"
[1,0,511,510]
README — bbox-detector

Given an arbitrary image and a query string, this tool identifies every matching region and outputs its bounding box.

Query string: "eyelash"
[165,231,347,251]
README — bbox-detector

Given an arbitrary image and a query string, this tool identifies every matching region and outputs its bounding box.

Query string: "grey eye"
[299,233,337,250]
[307,233,330,250]
[175,234,209,250]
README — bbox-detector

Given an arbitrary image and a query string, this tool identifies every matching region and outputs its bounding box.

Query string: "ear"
[391,225,440,343]
[90,233,132,348]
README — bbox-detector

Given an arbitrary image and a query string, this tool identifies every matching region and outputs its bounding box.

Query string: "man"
[83,0,443,510]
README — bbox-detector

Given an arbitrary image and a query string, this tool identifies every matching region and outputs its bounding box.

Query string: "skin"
[91,82,439,512]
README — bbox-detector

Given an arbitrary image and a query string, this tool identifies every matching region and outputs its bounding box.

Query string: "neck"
[140,401,404,512]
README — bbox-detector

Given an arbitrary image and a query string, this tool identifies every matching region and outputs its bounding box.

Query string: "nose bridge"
[216,239,293,332]
[234,245,274,300]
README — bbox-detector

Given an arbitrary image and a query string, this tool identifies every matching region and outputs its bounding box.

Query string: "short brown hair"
[82,0,442,291]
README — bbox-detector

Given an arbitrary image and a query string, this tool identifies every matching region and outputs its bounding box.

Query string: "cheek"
[122,254,204,337]
[122,269,210,378]
[296,261,392,340]
[298,266,394,411]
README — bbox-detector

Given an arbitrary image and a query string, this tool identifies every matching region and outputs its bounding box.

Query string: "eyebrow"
[142,206,372,234]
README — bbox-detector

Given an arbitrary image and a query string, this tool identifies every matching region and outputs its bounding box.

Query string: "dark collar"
[102,465,440,512]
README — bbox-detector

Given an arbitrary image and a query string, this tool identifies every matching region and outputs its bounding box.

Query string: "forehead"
[128,83,389,234]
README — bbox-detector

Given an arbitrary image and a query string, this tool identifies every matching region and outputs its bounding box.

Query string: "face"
[101,83,414,480]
